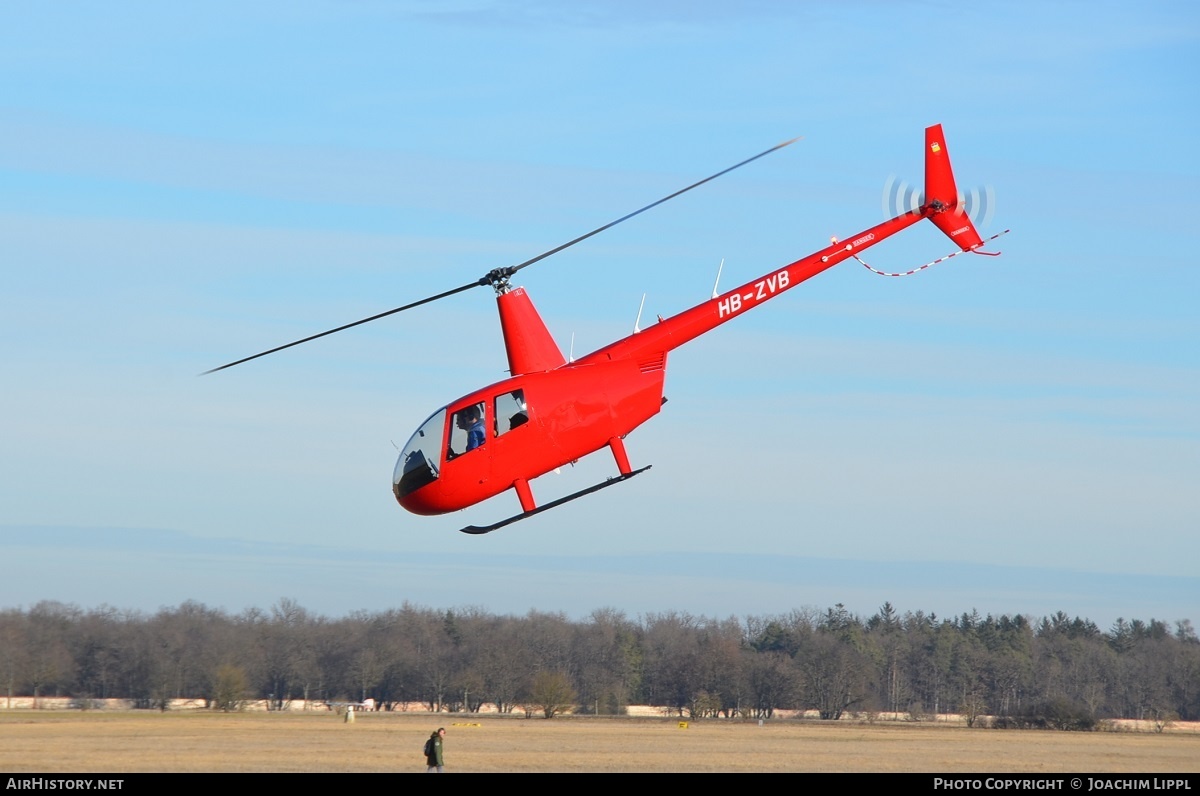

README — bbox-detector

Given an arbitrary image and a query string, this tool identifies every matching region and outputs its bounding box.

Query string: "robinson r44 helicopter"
[208,124,1006,534]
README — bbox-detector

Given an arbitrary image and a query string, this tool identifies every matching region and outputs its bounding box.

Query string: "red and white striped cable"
[854,229,1010,277]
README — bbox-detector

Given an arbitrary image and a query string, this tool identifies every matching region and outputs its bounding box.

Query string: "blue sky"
[1,1,1196,627]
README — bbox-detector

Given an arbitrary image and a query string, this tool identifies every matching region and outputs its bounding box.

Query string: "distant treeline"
[2,600,1196,724]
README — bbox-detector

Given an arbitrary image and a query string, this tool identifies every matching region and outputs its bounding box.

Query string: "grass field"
[2,711,1197,773]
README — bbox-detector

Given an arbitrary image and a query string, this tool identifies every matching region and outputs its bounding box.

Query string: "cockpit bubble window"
[447,402,487,459]
[394,408,446,499]
[494,389,528,437]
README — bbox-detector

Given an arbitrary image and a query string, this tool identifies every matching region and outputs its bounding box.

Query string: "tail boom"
[577,208,925,365]
[576,123,992,366]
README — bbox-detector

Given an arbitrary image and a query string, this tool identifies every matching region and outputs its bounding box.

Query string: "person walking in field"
[424,727,446,773]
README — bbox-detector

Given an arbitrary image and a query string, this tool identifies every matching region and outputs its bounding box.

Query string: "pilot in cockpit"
[457,405,485,452]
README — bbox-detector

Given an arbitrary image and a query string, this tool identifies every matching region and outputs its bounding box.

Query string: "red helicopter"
[208,124,1005,534]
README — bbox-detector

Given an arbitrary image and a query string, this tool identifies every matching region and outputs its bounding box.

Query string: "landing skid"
[459,465,652,535]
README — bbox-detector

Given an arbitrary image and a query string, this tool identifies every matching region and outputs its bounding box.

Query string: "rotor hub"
[482,266,516,294]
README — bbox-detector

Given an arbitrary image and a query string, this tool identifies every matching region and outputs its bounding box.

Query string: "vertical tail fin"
[924,124,985,251]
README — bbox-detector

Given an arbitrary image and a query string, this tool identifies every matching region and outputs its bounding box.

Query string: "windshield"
[393,408,447,500]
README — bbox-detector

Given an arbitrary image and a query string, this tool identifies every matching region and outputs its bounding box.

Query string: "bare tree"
[0,609,28,709]
[529,670,577,718]
[800,605,874,720]
[212,664,248,712]
[25,601,77,707]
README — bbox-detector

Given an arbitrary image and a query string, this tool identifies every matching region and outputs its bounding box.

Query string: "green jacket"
[426,735,444,767]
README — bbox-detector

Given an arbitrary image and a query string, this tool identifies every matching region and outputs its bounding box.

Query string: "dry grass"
[1,711,1197,773]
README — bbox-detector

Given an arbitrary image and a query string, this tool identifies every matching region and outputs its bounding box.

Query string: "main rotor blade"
[201,280,480,374]
[203,136,799,375]
[506,136,801,276]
